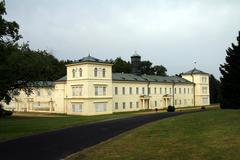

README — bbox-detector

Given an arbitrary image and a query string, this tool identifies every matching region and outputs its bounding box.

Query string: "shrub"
[167,105,175,112]
[0,107,13,117]
[201,106,206,110]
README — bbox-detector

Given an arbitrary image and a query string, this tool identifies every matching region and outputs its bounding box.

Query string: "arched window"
[72,69,76,78]
[103,68,106,77]
[94,68,98,77]
[79,68,82,77]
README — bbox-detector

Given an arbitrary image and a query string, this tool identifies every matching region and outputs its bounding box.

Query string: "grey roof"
[56,75,67,81]
[56,73,193,84]
[131,53,141,57]
[182,68,208,75]
[31,81,55,87]
[113,73,193,84]
[79,55,107,63]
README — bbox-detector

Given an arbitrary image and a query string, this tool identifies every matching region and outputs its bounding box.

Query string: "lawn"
[0,111,151,142]
[67,109,240,160]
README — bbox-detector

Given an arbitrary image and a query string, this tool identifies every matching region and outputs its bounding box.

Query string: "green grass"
[0,111,149,142]
[67,109,240,160]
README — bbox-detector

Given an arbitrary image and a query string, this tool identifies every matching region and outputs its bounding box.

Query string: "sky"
[5,0,240,78]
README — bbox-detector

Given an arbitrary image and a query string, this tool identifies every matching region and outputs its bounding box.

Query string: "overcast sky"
[5,0,240,78]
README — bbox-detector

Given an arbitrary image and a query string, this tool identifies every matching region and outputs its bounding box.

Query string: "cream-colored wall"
[182,74,210,106]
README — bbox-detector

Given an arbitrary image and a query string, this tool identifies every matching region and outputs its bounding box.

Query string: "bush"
[0,107,13,117]
[201,106,206,110]
[167,105,175,112]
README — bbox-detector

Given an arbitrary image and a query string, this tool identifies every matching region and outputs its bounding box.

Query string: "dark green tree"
[112,57,131,73]
[209,74,221,104]
[152,65,167,76]
[219,31,240,109]
[140,60,153,75]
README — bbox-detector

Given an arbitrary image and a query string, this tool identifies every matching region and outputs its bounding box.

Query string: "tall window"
[115,103,118,110]
[136,87,139,95]
[37,89,41,96]
[95,103,107,112]
[123,102,126,109]
[122,87,125,95]
[179,88,182,94]
[202,77,207,83]
[95,86,106,96]
[154,88,157,94]
[94,68,98,77]
[72,85,83,96]
[160,88,162,94]
[129,87,132,95]
[72,103,82,112]
[142,87,145,94]
[48,90,52,96]
[187,88,190,94]
[155,101,157,107]
[202,87,208,94]
[148,87,151,94]
[72,69,76,78]
[79,68,82,77]
[174,88,176,94]
[102,68,106,77]
[136,102,139,108]
[184,88,186,94]
[165,88,167,94]
[114,87,118,95]
[169,88,172,94]
[130,102,133,108]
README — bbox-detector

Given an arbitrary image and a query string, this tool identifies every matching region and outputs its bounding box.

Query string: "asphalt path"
[0,111,194,160]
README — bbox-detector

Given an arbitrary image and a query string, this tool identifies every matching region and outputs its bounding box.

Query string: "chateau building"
[3,54,210,115]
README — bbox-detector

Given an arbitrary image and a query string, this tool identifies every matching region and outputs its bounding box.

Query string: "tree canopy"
[219,31,240,109]
[209,74,221,104]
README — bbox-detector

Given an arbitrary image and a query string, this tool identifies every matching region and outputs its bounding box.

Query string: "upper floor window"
[37,89,41,96]
[202,77,207,83]
[184,88,186,94]
[169,88,172,94]
[114,87,118,95]
[72,85,83,96]
[187,88,190,94]
[94,68,98,77]
[165,88,167,94]
[148,87,151,94]
[136,87,139,95]
[174,88,176,94]
[48,90,52,96]
[142,87,145,94]
[160,88,162,94]
[129,87,132,95]
[122,87,125,95]
[103,68,106,77]
[154,88,157,94]
[79,68,82,77]
[179,88,182,94]
[72,69,76,78]
[95,86,106,96]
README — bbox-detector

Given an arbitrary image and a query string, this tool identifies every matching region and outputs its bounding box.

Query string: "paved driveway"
[0,111,191,160]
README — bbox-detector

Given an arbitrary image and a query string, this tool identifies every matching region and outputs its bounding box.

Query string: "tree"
[0,1,65,107]
[152,65,167,76]
[140,61,153,75]
[219,31,240,109]
[112,57,131,73]
[209,74,221,104]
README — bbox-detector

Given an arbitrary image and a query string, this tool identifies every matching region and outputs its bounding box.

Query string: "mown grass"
[67,109,240,160]
[0,111,149,142]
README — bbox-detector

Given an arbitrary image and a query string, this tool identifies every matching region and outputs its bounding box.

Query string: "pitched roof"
[79,55,108,63]
[182,68,209,75]
[112,73,193,84]
[56,75,67,82]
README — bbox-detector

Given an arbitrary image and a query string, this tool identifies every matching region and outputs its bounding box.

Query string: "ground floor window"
[72,103,82,112]
[202,97,208,104]
[136,102,139,108]
[115,103,118,110]
[123,102,126,109]
[155,101,157,107]
[95,102,107,112]
[130,102,132,109]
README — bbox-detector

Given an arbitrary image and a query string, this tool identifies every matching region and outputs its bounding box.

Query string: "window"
[38,101,40,106]
[129,87,132,95]
[160,88,162,94]
[136,87,139,95]
[202,77,207,83]
[174,88,176,94]
[179,88,182,94]
[175,100,177,105]
[202,87,208,94]
[72,86,83,96]
[179,99,182,105]
[136,102,139,108]
[95,103,107,112]
[103,68,106,77]
[72,69,76,78]
[115,103,118,110]
[184,99,187,105]
[165,88,167,94]
[123,102,126,109]
[130,102,133,108]
[122,87,125,95]
[94,68,98,77]
[148,87,151,94]
[184,88,186,94]
[169,88,172,94]
[79,68,82,77]
[187,88,190,94]
[154,88,157,94]
[72,103,82,112]
[37,90,41,96]
[202,97,208,104]
[155,101,157,107]
[142,87,145,94]
[95,86,106,96]
[114,87,118,95]
[48,90,52,96]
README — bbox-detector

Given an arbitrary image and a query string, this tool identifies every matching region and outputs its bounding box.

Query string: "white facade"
[2,55,210,115]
